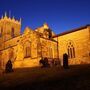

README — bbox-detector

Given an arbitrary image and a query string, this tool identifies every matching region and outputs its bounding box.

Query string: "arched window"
[73,47,75,58]
[67,48,70,58]
[67,41,75,59]
[11,28,14,37]
[0,27,3,37]
[24,41,31,58]
[49,47,53,58]
[0,51,2,67]
[70,48,73,58]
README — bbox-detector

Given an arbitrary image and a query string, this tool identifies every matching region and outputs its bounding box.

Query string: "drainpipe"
[57,37,59,60]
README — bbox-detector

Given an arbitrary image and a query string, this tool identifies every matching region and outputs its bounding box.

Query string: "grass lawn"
[0,64,90,90]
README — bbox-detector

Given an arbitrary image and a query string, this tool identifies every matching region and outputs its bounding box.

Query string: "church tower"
[0,12,21,50]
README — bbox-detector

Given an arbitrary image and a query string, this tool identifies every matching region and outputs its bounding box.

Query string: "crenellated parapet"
[0,12,21,42]
[0,12,21,25]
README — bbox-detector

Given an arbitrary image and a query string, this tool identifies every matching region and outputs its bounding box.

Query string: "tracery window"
[0,27,3,37]
[11,28,14,37]
[67,41,75,59]
[24,41,31,58]
[49,47,53,58]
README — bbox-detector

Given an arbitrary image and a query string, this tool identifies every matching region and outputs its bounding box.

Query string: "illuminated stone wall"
[1,13,89,69]
[0,21,57,69]
[0,13,21,50]
[13,26,57,68]
[55,26,90,65]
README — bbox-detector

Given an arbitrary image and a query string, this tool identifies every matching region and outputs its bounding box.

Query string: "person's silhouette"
[5,60,13,73]
[63,53,69,69]
[39,57,50,68]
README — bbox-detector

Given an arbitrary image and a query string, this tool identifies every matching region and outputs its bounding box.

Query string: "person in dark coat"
[63,53,69,69]
[5,60,13,73]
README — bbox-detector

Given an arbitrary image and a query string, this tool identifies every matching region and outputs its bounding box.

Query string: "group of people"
[5,53,69,73]
[39,53,69,69]
[39,57,50,68]
[39,57,61,68]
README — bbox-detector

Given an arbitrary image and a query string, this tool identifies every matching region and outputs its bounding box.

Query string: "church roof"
[23,27,33,34]
[53,24,90,38]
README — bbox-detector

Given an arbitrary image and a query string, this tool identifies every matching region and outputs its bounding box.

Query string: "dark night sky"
[0,0,90,34]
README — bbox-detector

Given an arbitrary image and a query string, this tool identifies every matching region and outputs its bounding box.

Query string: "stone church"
[0,13,90,69]
[54,24,90,65]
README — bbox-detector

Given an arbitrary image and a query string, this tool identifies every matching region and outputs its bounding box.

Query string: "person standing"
[63,53,69,69]
[5,60,13,73]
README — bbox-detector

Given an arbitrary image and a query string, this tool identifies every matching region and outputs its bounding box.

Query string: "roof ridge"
[53,24,90,38]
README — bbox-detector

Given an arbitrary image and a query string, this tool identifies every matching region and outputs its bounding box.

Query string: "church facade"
[0,13,58,69]
[0,13,90,69]
[54,25,90,65]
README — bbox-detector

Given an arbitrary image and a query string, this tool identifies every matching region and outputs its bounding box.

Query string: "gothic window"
[67,48,70,58]
[0,51,2,67]
[0,27,3,37]
[73,47,75,58]
[54,44,57,58]
[24,41,31,58]
[67,41,75,59]
[11,28,14,37]
[70,48,72,58]
[49,47,53,58]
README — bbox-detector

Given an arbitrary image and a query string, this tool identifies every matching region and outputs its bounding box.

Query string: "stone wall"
[56,27,90,65]
[0,26,57,69]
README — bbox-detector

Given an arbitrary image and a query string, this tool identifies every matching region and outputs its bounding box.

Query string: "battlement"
[0,12,21,25]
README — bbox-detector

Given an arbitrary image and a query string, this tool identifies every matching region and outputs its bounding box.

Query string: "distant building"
[0,13,90,69]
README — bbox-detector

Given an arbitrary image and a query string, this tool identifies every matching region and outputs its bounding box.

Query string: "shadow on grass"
[0,64,90,90]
